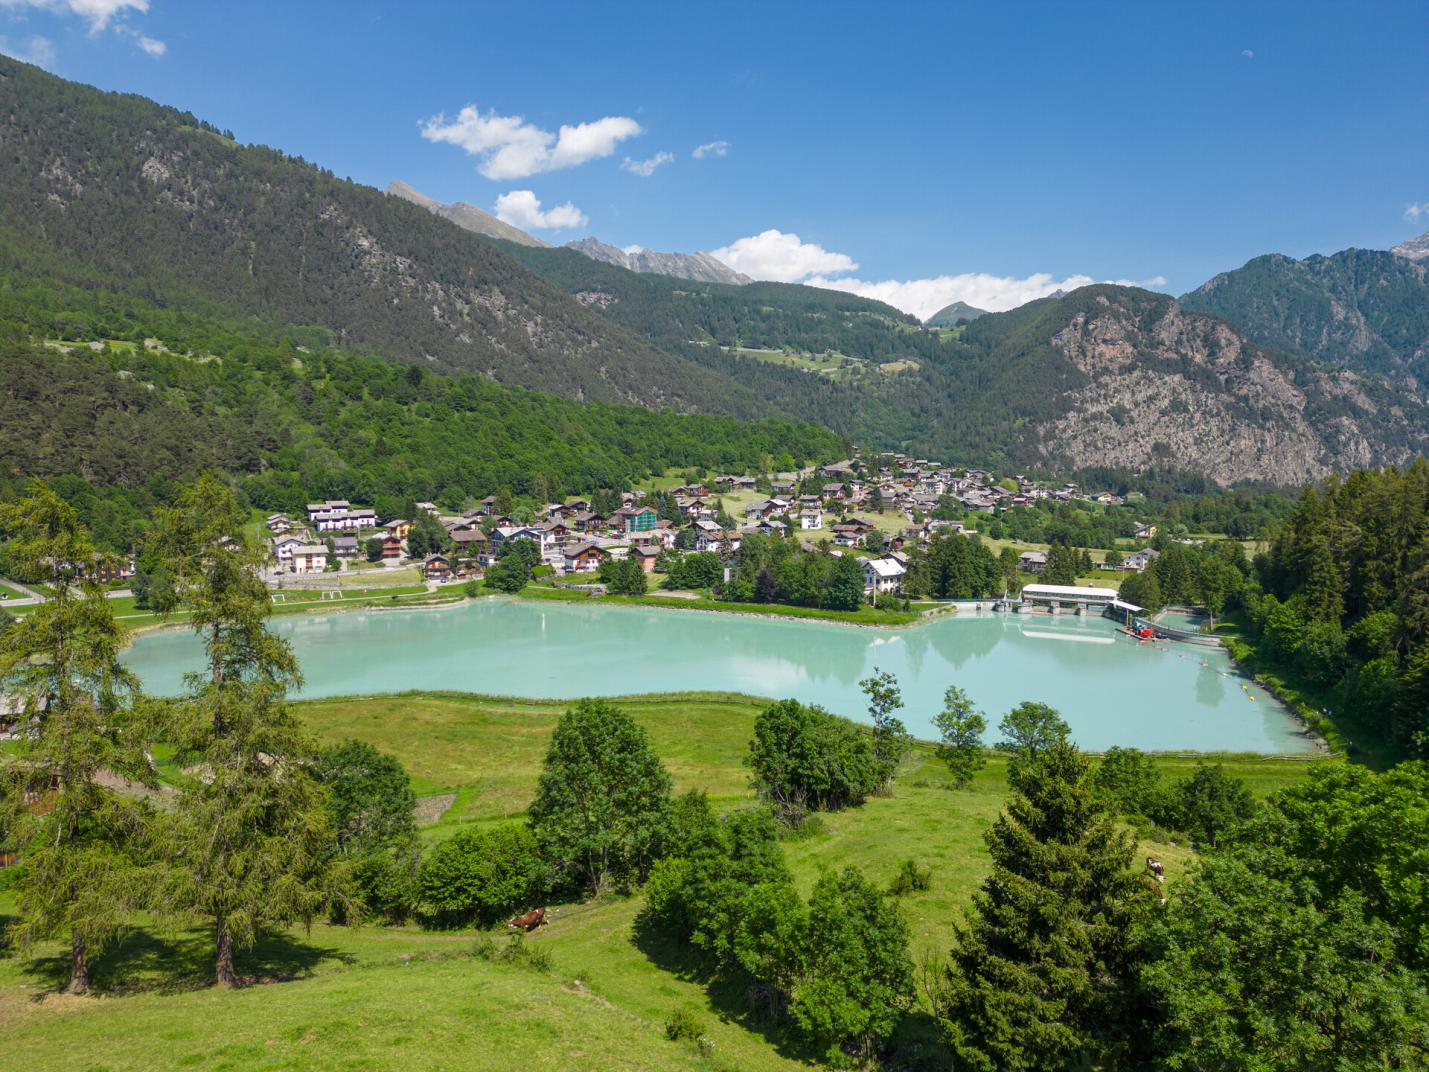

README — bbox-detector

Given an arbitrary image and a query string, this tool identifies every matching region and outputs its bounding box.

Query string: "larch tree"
[147,474,333,986]
[0,483,156,994]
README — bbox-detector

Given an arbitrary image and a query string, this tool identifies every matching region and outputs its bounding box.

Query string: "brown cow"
[507,907,548,931]
[1146,856,1165,883]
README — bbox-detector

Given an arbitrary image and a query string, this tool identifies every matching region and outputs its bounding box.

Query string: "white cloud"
[421,105,642,180]
[621,244,645,255]
[1404,202,1429,223]
[1241,49,1254,59]
[493,190,587,231]
[0,0,147,32]
[113,22,162,55]
[710,229,859,283]
[0,32,55,67]
[621,151,673,177]
[804,272,1170,319]
[692,139,729,159]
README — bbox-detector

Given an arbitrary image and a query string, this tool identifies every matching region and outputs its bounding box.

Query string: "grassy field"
[0,689,1331,1071]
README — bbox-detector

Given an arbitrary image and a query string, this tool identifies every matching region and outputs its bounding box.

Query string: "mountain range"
[0,55,1425,486]
[563,237,751,285]
[385,181,548,248]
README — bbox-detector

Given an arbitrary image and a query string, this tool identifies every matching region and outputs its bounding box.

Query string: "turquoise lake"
[120,598,1313,754]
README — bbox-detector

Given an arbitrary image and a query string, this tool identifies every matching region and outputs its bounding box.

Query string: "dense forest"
[0,278,846,551]
[1244,463,1429,757]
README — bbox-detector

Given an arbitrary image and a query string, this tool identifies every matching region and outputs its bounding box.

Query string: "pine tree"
[935,741,1157,1071]
[147,474,333,986]
[0,483,156,994]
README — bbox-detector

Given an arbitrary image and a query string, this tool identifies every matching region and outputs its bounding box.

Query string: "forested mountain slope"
[1181,247,1429,385]
[0,57,756,414]
[0,278,845,550]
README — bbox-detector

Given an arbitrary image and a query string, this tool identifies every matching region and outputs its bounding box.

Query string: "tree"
[1103,548,1124,570]
[823,553,866,611]
[527,699,674,894]
[1118,569,1162,613]
[753,567,778,603]
[419,823,547,926]
[860,667,911,789]
[598,557,647,596]
[317,739,416,857]
[1043,543,1081,586]
[1172,763,1255,847]
[932,685,986,788]
[405,512,449,558]
[364,536,384,563]
[483,556,528,593]
[935,742,1158,1071]
[147,474,333,986]
[0,483,155,994]
[1142,849,1428,1072]
[996,701,1070,759]
[999,546,1021,592]
[870,486,884,513]
[315,740,419,920]
[738,867,915,1064]
[865,529,886,554]
[1091,746,1164,818]
[747,699,879,818]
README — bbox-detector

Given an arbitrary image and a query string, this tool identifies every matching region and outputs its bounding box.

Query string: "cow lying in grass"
[507,907,548,932]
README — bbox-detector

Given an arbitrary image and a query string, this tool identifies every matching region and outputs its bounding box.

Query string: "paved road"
[0,577,44,607]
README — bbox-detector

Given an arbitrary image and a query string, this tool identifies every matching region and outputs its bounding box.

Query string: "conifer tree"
[147,474,332,986]
[935,741,1157,1071]
[0,483,155,993]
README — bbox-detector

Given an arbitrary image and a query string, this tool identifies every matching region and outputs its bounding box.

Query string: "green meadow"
[0,692,1330,1071]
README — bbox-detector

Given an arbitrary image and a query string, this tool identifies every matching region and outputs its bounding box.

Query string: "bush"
[748,698,879,819]
[419,823,548,926]
[888,858,932,896]
[462,578,480,597]
[664,1007,705,1042]
[349,849,420,923]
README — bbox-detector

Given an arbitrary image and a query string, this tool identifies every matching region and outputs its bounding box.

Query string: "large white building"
[863,556,906,596]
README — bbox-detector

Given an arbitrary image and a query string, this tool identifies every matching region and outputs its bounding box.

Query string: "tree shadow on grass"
[631,920,823,1065]
[20,925,351,997]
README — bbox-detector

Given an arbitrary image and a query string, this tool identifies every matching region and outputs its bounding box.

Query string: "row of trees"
[718,534,868,610]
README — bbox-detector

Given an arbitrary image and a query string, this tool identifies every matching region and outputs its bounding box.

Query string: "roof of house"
[865,558,906,578]
[1021,583,1119,600]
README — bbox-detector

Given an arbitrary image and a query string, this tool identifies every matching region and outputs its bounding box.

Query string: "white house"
[290,544,329,575]
[799,507,824,530]
[863,556,906,596]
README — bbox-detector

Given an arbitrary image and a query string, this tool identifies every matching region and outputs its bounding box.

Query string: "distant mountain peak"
[566,236,751,285]
[924,300,989,327]
[386,182,549,248]
[1391,230,1429,261]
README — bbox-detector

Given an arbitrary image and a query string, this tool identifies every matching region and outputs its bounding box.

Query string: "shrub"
[888,858,932,896]
[472,934,553,973]
[461,578,480,597]
[419,823,547,926]
[665,1007,705,1042]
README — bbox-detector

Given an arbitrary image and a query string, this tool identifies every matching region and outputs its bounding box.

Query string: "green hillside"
[0,56,760,415]
[0,278,845,550]
[1181,248,1429,384]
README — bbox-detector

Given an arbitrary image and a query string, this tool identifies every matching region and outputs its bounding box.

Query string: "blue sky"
[2,0,1426,315]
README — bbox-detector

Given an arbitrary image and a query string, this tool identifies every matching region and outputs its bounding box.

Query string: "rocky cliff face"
[960,287,1427,485]
[566,237,751,285]
[1392,230,1429,261]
